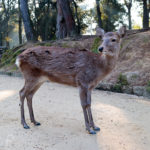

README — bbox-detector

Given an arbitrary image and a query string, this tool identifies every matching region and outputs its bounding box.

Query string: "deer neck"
[99,52,119,72]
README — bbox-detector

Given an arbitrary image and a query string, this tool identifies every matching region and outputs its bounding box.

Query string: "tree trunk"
[96,0,103,28]
[148,0,150,24]
[56,0,67,39]
[124,0,132,29]
[128,6,132,29]
[6,22,9,48]
[45,0,50,40]
[20,0,35,41]
[143,0,149,29]
[57,0,76,37]
[0,33,2,46]
[72,0,80,34]
[18,0,22,44]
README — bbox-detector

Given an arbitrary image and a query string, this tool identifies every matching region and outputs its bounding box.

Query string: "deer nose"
[99,47,103,52]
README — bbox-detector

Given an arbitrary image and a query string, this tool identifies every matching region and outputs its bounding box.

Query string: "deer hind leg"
[79,86,98,134]
[19,78,44,129]
[19,86,29,129]
[26,83,42,126]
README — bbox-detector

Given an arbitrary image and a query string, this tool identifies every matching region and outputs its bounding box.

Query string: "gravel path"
[0,75,150,150]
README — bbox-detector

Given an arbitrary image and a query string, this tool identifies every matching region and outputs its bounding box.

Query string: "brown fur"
[17,26,126,134]
[19,46,113,88]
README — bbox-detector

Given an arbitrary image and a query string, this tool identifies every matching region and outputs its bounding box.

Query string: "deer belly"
[47,74,77,87]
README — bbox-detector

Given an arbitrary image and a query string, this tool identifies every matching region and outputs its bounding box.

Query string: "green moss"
[112,74,128,93]
[113,83,122,93]
[117,74,128,86]
[36,42,52,46]
[146,81,150,93]
[146,87,150,93]
[91,37,101,53]
[61,43,70,48]
[147,81,150,86]
[36,43,45,46]
[44,43,52,46]
[0,49,22,67]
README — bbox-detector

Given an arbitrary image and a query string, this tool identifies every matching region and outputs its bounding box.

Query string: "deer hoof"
[93,126,100,131]
[34,122,41,126]
[23,124,30,129]
[87,129,96,134]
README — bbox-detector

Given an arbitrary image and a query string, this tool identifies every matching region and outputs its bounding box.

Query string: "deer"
[15,26,126,134]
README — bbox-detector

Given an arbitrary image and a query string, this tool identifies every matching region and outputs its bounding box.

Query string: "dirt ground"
[0,75,150,150]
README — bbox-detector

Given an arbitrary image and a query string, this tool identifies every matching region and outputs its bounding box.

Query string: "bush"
[117,74,128,86]
[113,83,122,93]
[146,81,150,93]
[112,74,129,93]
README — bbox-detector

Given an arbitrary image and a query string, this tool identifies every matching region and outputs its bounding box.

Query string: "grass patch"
[146,81,150,93]
[118,73,128,86]
[61,43,70,48]
[0,49,22,67]
[91,37,101,53]
[44,43,52,46]
[113,84,122,93]
[36,42,52,46]
[113,73,129,93]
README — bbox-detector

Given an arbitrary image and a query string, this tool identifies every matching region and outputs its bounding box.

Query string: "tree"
[56,0,77,39]
[96,0,103,28]
[149,0,150,14]
[56,0,67,39]
[18,0,22,44]
[0,0,17,47]
[101,0,126,31]
[20,0,35,41]
[34,0,57,41]
[71,0,81,34]
[27,0,57,41]
[70,0,88,34]
[124,0,132,29]
[143,0,149,28]
[136,0,149,29]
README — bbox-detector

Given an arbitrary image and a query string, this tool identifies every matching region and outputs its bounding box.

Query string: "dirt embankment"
[105,31,150,86]
[99,31,150,97]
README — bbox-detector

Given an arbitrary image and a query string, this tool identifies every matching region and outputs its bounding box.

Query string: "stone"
[123,71,140,85]
[122,86,133,94]
[133,86,145,96]
[143,89,150,99]
[96,82,113,91]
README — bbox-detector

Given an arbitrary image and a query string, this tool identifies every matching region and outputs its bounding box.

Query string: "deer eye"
[112,39,116,42]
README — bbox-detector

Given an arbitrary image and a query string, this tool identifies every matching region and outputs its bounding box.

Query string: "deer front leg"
[79,87,96,134]
[87,107,100,131]
[86,91,100,132]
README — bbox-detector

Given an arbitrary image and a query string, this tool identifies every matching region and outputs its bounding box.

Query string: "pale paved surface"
[0,75,150,150]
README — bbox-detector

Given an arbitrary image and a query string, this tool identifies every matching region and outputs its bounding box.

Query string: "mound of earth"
[105,31,150,87]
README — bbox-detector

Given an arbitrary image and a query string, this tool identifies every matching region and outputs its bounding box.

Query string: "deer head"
[96,26,126,58]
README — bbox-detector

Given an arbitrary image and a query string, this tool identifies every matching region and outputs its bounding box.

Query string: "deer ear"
[96,27,105,38]
[117,26,126,38]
